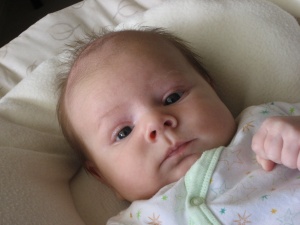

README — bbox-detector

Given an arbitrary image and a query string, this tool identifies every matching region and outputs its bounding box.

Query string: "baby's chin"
[162,150,202,178]
[122,153,202,201]
[140,155,201,200]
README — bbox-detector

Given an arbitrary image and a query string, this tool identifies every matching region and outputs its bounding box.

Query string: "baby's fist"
[252,116,300,171]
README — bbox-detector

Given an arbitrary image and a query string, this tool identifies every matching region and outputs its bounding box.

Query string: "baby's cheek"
[112,170,159,201]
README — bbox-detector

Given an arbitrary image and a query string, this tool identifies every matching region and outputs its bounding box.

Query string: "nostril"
[164,120,172,126]
[150,130,156,139]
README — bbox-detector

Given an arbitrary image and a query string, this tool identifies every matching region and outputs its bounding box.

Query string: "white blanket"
[0,0,300,224]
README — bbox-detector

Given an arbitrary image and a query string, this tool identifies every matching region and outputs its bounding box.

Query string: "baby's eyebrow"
[96,103,126,128]
[150,70,184,87]
[98,105,119,120]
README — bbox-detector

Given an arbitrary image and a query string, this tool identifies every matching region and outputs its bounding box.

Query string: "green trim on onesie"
[185,147,224,225]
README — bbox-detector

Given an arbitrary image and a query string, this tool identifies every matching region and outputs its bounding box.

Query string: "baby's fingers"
[252,118,284,163]
[252,116,300,171]
[252,130,277,171]
[281,142,300,170]
[251,127,267,156]
[251,127,281,161]
[262,132,283,164]
[256,155,275,171]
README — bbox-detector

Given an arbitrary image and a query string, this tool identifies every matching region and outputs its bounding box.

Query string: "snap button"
[190,196,204,206]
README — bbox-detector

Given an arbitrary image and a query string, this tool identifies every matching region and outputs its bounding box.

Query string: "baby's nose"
[144,112,177,143]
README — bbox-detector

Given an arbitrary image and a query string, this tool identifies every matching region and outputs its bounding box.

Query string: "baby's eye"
[116,126,132,141]
[164,92,183,105]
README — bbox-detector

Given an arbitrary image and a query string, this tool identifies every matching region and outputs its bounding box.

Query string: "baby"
[57,28,300,224]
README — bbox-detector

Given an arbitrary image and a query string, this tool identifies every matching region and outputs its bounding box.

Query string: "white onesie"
[108,102,300,225]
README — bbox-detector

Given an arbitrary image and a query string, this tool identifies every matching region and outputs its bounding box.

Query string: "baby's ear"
[84,161,106,183]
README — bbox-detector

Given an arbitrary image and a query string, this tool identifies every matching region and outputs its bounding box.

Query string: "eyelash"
[113,91,185,142]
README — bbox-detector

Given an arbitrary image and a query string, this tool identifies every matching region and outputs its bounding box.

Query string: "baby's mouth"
[162,140,194,164]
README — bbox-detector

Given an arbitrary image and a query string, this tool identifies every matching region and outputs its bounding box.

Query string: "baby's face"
[65,31,236,201]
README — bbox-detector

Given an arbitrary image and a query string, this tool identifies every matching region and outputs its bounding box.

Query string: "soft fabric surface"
[0,0,299,225]
[0,56,85,225]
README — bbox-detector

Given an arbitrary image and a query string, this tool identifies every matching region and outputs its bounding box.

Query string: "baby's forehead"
[83,30,170,56]
[81,30,173,61]
[68,30,177,87]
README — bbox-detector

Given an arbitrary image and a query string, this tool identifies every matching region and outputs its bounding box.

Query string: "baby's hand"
[252,116,300,171]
